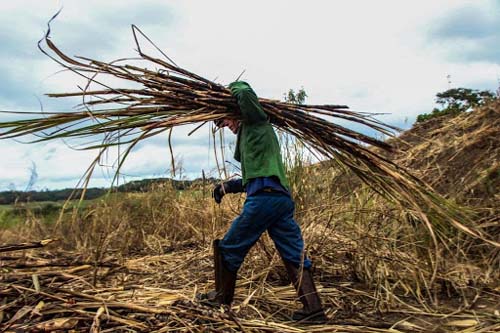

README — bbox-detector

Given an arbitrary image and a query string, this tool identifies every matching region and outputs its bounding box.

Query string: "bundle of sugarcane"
[0,20,496,252]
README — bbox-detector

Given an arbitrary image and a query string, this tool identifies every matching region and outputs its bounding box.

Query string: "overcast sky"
[0,0,499,191]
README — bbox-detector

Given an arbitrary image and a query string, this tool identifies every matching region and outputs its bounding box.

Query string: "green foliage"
[0,178,212,205]
[284,87,307,104]
[280,88,311,202]
[0,188,104,205]
[416,88,495,123]
[0,201,67,228]
[0,209,20,229]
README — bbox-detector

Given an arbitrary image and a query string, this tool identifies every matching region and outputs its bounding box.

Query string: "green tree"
[280,88,309,199]
[284,88,307,104]
[416,88,495,123]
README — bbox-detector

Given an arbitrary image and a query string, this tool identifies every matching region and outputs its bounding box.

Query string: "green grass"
[0,200,78,229]
[0,192,150,230]
[0,205,22,229]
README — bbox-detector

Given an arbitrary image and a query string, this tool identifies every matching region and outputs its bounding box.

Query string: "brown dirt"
[390,101,500,208]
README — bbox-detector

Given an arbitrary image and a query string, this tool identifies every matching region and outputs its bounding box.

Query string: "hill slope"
[390,100,499,208]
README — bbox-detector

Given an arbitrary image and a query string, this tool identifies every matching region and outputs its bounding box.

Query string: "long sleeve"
[228,81,268,124]
[227,81,289,190]
[223,178,244,193]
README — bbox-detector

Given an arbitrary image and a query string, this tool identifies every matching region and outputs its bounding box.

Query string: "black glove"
[213,179,244,204]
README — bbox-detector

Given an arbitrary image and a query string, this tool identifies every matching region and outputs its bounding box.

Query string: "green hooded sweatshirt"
[228,81,289,190]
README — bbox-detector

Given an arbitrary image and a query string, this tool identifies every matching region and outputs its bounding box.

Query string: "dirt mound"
[390,100,500,208]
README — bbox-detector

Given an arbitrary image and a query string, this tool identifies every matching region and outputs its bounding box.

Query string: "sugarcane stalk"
[0,239,57,253]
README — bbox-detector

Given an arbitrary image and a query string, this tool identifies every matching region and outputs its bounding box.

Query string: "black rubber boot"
[213,239,237,305]
[283,261,327,323]
[198,240,237,306]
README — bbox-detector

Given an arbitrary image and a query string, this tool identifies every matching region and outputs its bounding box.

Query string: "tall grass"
[1,167,498,332]
[2,155,496,317]
[1,112,498,332]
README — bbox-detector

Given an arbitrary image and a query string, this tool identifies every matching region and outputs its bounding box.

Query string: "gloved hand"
[212,178,244,204]
[213,183,225,204]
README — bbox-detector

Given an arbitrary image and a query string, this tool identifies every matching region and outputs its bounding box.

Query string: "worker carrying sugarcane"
[200,81,327,323]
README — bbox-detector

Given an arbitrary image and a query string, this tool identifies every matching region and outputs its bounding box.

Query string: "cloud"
[430,5,498,39]
[427,1,500,63]
[0,0,176,111]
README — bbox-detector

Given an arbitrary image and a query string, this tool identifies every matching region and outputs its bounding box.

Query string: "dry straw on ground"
[1,119,499,331]
[0,220,498,333]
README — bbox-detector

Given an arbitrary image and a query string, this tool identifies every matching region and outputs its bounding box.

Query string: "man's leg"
[266,195,311,268]
[219,194,286,272]
[213,194,283,305]
[267,196,326,322]
[209,239,237,305]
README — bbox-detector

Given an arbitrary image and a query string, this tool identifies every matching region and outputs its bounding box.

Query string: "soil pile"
[391,100,500,208]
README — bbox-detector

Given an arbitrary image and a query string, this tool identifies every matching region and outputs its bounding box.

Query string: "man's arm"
[213,178,244,204]
[228,81,268,124]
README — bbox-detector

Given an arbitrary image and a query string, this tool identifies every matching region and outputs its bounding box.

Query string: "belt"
[262,187,280,193]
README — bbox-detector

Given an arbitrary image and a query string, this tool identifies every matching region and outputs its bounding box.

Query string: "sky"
[0,0,499,191]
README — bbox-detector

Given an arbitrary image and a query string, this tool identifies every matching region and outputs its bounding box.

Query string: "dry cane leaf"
[90,306,105,333]
[5,305,32,325]
[444,319,479,327]
[0,299,5,324]
[40,239,56,246]
[240,289,257,308]
[32,317,79,331]
[32,274,40,292]
[31,301,45,317]
[157,293,180,305]
[396,320,424,330]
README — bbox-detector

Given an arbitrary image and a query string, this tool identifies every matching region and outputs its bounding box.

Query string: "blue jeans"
[219,192,312,272]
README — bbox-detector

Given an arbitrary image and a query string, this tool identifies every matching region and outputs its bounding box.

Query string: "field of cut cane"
[0,100,500,332]
[1,104,499,332]
[0,176,498,331]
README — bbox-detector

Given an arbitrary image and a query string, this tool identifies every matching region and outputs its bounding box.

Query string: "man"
[205,81,326,322]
